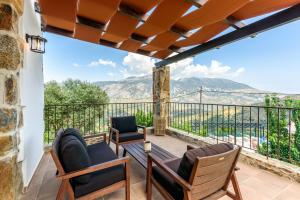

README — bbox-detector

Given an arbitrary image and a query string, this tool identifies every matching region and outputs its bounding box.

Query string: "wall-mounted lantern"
[25,34,47,54]
[34,1,41,13]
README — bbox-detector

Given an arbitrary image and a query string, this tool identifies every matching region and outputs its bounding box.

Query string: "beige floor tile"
[242,177,286,199]
[274,183,300,200]
[254,170,292,189]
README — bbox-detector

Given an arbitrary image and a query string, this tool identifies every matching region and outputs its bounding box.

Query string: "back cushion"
[111,116,137,133]
[59,135,91,184]
[53,128,64,156]
[177,143,234,181]
[62,128,87,148]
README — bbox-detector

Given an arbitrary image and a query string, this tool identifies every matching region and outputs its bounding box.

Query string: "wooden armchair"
[147,143,242,200]
[50,128,130,200]
[109,116,146,156]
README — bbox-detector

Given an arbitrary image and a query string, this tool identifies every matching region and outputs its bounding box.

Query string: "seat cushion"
[112,132,144,143]
[59,135,91,184]
[72,142,125,198]
[73,165,125,198]
[111,116,137,133]
[87,142,118,165]
[62,128,87,148]
[152,158,183,200]
[177,143,234,181]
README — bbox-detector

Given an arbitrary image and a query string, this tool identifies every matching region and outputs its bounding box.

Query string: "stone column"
[153,66,170,136]
[0,0,24,199]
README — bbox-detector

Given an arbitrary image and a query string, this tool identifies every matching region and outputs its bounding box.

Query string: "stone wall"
[166,127,300,183]
[153,66,170,136]
[0,0,23,199]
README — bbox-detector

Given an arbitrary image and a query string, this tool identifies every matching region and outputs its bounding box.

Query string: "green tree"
[292,100,300,152]
[135,110,153,127]
[44,79,109,142]
[44,81,65,105]
[259,95,300,164]
[45,79,109,105]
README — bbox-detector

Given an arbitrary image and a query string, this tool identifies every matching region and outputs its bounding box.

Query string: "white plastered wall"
[19,0,45,187]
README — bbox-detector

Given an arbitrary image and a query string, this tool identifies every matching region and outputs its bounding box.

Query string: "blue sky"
[44,19,300,94]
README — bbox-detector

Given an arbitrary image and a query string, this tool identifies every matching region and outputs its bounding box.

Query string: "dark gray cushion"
[73,165,125,198]
[87,142,118,164]
[62,128,87,148]
[53,128,64,158]
[59,135,91,184]
[177,143,234,181]
[112,132,144,142]
[152,159,183,200]
[111,116,137,133]
[72,142,125,198]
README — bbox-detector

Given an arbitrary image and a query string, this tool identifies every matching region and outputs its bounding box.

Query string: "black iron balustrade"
[167,102,300,165]
[44,101,300,165]
[44,102,154,143]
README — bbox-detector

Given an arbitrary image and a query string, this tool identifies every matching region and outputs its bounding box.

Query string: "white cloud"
[107,72,114,77]
[89,59,116,68]
[120,53,244,80]
[170,59,245,79]
[121,53,155,78]
[72,62,80,67]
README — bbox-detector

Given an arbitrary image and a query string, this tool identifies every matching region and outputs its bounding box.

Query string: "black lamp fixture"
[34,1,41,13]
[25,34,47,54]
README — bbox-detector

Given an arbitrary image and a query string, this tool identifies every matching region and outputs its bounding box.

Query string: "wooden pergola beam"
[186,0,208,8]
[186,0,245,30]
[225,16,245,29]
[155,3,300,67]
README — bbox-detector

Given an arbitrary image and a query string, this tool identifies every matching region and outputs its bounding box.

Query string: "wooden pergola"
[38,0,300,135]
[38,0,300,66]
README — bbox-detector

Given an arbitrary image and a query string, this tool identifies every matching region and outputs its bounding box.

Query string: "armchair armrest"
[148,154,192,191]
[109,127,120,142]
[59,156,130,180]
[110,127,120,134]
[83,133,107,143]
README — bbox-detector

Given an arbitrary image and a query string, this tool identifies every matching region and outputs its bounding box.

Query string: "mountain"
[94,76,265,104]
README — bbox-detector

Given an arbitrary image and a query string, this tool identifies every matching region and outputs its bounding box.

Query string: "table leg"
[123,149,127,157]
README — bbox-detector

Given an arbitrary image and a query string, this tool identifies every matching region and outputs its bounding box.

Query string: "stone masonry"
[153,66,170,135]
[0,0,24,199]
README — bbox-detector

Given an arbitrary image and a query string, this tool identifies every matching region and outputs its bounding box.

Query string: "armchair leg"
[56,180,67,200]
[147,157,152,200]
[125,162,130,200]
[66,182,75,200]
[146,178,152,200]
[231,172,243,200]
[116,144,119,156]
[108,132,111,145]
[184,190,192,200]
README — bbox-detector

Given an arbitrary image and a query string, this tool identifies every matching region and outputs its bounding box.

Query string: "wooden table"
[122,142,178,168]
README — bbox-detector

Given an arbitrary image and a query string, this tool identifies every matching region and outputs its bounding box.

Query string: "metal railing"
[167,102,300,165]
[44,101,300,165]
[44,102,153,143]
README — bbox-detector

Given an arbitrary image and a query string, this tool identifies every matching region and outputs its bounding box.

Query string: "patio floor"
[20,134,300,200]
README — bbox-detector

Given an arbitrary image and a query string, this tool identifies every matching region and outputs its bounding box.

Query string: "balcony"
[2,0,300,199]
[18,102,300,199]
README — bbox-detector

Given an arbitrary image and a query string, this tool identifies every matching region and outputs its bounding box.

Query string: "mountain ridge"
[94,75,263,104]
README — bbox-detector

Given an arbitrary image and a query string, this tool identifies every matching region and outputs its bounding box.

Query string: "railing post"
[153,66,170,136]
